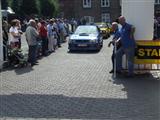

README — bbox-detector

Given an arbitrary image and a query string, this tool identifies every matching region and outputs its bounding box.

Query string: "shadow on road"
[14,67,34,75]
[1,66,34,75]
[0,74,159,119]
[67,50,100,54]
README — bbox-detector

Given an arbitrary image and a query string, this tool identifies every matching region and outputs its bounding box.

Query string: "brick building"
[155,0,160,17]
[59,0,160,23]
[59,0,121,23]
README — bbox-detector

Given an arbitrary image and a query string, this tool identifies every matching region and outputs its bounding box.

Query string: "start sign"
[135,41,160,64]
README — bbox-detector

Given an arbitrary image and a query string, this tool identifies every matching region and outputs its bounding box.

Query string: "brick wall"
[59,0,121,22]
[59,0,75,19]
[59,0,159,22]
[155,4,160,17]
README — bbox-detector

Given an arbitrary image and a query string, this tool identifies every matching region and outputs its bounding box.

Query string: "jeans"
[116,47,135,74]
[28,45,37,64]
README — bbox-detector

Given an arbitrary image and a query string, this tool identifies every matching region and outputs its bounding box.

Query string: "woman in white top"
[9,19,21,48]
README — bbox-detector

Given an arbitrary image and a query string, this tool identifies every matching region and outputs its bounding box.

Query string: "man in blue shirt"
[116,16,136,77]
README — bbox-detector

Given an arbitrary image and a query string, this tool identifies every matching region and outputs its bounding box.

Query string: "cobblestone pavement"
[0,37,160,120]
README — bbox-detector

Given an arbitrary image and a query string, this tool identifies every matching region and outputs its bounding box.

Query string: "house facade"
[155,0,160,17]
[59,0,121,23]
[59,0,160,23]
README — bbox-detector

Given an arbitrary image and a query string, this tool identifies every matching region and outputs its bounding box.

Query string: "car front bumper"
[68,43,100,50]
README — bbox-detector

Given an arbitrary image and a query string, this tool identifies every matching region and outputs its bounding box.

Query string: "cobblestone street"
[0,37,160,120]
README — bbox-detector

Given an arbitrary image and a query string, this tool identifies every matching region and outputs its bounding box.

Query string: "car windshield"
[74,26,98,35]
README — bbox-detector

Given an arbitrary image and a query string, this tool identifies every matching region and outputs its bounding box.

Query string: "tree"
[2,0,8,9]
[11,0,22,15]
[8,0,59,18]
[20,0,39,16]
[52,0,59,16]
[40,0,55,18]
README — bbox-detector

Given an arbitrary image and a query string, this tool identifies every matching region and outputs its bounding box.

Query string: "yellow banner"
[135,40,160,64]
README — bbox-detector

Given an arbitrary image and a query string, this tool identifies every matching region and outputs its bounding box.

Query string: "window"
[83,0,91,8]
[155,0,160,4]
[101,0,110,7]
[101,13,110,23]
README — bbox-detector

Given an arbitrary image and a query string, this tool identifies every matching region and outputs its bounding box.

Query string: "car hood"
[70,34,98,40]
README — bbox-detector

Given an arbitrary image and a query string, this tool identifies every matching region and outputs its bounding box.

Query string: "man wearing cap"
[25,19,39,66]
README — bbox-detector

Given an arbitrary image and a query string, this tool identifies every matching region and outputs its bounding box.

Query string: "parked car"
[68,25,103,51]
[95,22,112,39]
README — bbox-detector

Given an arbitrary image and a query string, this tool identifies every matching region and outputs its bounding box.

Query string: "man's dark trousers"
[28,45,37,64]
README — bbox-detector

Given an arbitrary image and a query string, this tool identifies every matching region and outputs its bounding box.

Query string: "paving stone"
[0,37,160,120]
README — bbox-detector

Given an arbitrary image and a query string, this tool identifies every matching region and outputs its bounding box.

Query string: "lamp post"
[0,0,3,69]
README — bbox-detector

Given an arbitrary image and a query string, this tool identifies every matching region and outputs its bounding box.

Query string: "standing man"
[108,22,121,74]
[116,16,136,77]
[25,19,39,66]
[54,19,61,47]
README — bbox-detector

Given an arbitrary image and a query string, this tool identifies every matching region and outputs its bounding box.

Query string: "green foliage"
[11,0,22,16]
[52,0,59,16]
[40,0,55,18]
[8,0,60,18]
[20,0,39,16]
[39,0,59,18]
[2,0,9,9]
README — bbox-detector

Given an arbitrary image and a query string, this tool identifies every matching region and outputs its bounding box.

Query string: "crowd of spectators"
[2,17,77,66]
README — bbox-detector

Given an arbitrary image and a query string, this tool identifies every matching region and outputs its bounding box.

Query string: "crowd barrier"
[123,40,160,71]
